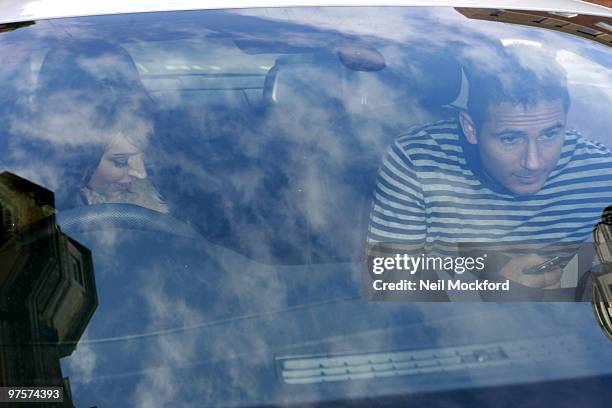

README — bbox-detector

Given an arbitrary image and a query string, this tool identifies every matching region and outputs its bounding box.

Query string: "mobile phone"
[523,256,563,275]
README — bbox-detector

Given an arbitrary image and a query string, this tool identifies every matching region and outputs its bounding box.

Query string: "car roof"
[0,0,610,25]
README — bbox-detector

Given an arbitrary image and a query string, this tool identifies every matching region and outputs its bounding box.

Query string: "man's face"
[469,100,566,196]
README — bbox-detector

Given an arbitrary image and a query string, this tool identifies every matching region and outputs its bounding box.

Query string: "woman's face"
[87,135,148,197]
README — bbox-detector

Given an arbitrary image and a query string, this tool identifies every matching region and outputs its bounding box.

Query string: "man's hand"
[499,254,562,289]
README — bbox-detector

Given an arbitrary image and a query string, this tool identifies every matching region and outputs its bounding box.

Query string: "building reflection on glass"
[0,172,97,407]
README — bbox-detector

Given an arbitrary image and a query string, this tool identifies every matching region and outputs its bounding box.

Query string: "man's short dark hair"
[465,45,570,131]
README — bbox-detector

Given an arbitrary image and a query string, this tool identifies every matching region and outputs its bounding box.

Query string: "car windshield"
[1,6,611,408]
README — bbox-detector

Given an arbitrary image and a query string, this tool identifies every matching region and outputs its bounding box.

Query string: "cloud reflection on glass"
[0,6,611,408]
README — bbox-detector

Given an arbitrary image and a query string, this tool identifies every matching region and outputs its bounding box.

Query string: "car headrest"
[406,51,463,109]
[263,49,464,117]
[263,53,345,112]
[35,39,149,105]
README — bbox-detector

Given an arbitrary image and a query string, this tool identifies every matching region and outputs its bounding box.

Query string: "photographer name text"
[372,279,510,292]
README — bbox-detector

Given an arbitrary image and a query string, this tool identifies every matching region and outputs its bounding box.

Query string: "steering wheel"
[57,203,201,238]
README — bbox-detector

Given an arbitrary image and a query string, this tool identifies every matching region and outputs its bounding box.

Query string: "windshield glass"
[1,7,611,408]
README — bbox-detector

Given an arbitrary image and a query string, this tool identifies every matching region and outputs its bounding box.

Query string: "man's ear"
[459,111,477,145]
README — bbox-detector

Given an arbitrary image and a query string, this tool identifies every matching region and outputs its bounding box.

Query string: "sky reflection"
[0,6,611,408]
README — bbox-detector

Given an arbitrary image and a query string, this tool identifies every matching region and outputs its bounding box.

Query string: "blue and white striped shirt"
[367,118,612,248]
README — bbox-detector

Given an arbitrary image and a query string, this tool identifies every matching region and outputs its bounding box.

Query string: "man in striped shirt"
[368,49,612,290]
